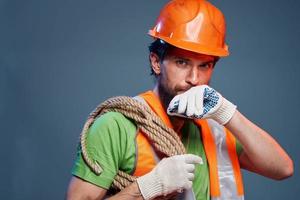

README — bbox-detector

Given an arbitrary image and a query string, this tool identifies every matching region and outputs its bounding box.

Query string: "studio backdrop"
[1,0,299,199]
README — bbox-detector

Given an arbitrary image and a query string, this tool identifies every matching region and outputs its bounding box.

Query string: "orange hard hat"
[148,0,229,57]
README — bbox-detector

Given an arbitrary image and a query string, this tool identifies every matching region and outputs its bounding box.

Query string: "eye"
[175,59,188,67]
[199,62,214,69]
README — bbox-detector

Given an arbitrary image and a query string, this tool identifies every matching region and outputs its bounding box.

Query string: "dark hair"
[148,39,170,75]
[148,39,220,75]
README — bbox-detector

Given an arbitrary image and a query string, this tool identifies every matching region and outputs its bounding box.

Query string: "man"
[66,0,293,199]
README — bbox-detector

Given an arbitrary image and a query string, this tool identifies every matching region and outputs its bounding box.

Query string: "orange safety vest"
[133,91,244,200]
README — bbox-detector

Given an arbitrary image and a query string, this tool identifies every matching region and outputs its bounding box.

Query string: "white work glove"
[167,85,237,125]
[136,154,203,200]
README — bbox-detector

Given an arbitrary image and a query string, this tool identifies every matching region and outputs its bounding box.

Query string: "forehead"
[166,47,216,61]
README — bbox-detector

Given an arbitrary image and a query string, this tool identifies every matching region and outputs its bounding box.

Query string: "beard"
[157,78,192,127]
[157,78,206,110]
[158,83,175,110]
[157,78,181,110]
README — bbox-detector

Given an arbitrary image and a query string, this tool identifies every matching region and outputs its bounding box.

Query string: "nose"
[185,66,199,86]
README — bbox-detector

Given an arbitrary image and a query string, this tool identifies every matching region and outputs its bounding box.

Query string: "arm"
[67,154,202,200]
[107,182,143,200]
[168,85,294,180]
[66,176,143,200]
[67,112,143,200]
[225,110,293,180]
[66,176,107,200]
[68,111,202,199]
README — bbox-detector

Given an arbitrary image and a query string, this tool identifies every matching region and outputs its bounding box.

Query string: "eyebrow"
[173,56,214,65]
[199,61,215,65]
[173,56,190,62]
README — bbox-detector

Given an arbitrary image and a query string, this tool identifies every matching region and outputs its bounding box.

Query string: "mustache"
[175,86,192,93]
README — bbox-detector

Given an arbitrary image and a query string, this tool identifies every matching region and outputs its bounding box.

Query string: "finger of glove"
[185,163,195,173]
[195,86,205,116]
[186,89,196,117]
[186,172,195,181]
[178,94,188,114]
[183,181,193,190]
[184,154,203,164]
[168,95,180,114]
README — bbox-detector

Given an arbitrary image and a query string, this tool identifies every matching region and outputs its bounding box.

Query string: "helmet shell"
[148,0,229,57]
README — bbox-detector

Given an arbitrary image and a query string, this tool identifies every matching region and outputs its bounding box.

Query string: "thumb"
[167,95,180,114]
[183,154,203,165]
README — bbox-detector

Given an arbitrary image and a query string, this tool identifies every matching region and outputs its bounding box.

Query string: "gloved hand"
[136,154,203,200]
[167,85,237,125]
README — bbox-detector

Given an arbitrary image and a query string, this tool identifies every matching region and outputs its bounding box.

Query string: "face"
[151,47,216,107]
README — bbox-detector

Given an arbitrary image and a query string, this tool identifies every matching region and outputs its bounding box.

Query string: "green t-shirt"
[72,112,137,189]
[72,112,243,199]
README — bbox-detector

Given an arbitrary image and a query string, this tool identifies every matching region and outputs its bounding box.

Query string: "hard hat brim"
[148,31,229,57]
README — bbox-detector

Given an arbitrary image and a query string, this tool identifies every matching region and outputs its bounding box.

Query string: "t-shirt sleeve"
[71,112,137,189]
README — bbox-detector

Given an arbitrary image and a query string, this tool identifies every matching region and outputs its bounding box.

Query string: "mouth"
[176,87,191,94]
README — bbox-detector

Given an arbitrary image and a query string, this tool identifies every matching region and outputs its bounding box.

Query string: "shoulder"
[72,112,138,189]
[88,112,137,138]
[92,112,135,129]
[83,111,138,159]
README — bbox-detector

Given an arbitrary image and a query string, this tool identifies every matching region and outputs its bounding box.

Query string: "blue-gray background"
[1,0,299,199]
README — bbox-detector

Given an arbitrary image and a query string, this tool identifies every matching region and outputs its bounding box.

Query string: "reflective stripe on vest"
[133,91,244,199]
[196,119,244,200]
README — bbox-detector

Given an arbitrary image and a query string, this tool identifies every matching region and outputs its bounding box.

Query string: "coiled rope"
[80,96,186,190]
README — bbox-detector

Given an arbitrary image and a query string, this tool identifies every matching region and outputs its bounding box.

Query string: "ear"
[149,52,161,75]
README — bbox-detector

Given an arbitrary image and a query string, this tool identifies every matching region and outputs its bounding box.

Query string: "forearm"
[167,85,293,180]
[225,110,294,179]
[107,182,143,200]
[67,176,143,200]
